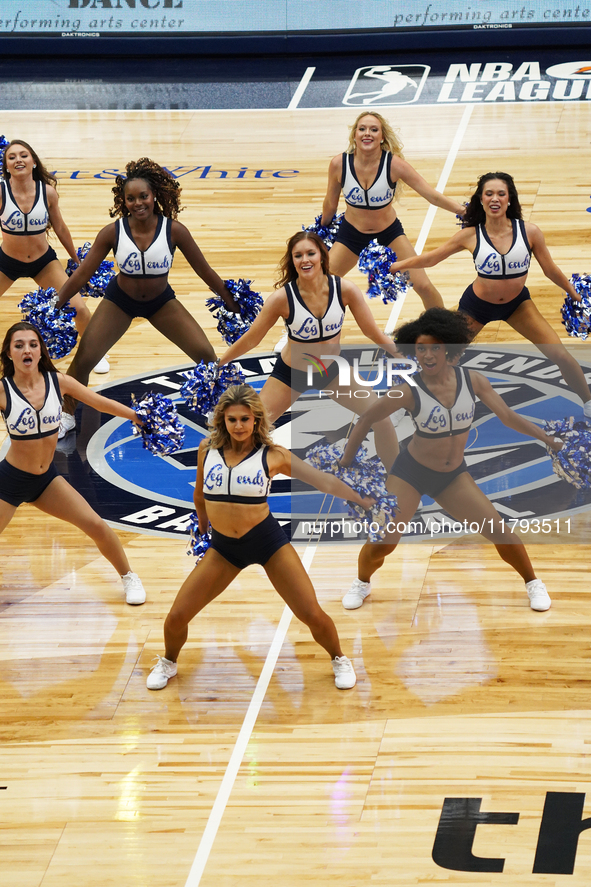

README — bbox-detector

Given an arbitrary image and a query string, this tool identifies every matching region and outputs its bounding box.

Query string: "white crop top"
[114,216,175,278]
[410,367,475,438]
[473,219,531,280]
[203,445,272,504]
[341,151,396,210]
[2,371,62,440]
[285,275,345,343]
[0,180,49,236]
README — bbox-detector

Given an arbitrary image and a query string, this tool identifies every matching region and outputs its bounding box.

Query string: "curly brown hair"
[1,322,57,378]
[206,385,274,451]
[395,308,472,360]
[274,231,330,289]
[109,158,183,219]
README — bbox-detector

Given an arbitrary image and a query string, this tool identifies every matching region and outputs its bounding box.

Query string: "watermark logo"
[303,353,330,378]
[305,354,418,389]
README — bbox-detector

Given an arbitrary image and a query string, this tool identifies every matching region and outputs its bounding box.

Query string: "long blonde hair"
[206,385,274,450]
[346,111,404,158]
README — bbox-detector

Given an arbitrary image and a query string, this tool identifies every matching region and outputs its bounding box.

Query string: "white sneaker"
[274,330,288,352]
[121,571,146,605]
[147,656,177,690]
[526,579,551,611]
[58,412,76,439]
[584,399,591,420]
[332,655,356,689]
[342,578,371,610]
[92,356,110,374]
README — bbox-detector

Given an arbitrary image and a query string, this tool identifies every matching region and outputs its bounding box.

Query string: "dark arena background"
[1,2,591,885]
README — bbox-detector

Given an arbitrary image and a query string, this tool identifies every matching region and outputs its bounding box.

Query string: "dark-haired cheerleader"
[0,321,146,604]
[55,157,237,434]
[0,140,110,369]
[340,308,563,613]
[391,172,591,416]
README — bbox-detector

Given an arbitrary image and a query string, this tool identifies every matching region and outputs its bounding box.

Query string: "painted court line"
[385,103,474,334]
[184,544,318,887]
[288,66,316,109]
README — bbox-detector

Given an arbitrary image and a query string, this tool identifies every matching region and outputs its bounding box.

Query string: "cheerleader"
[55,157,238,435]
[147,384,372,691]
[390,172,591,415]
[340,309,563,612]
[0,140,108,372]
[220,232,401,471]
[321,112,464,309]
[0,321,146,605]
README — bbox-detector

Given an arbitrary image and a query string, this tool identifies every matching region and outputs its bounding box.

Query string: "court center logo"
[69,344,591,544]
[343,65,430,106]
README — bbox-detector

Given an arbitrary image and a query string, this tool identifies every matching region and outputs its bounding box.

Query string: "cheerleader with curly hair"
[320,112,465,309]
[340,308,563,613]
[55,158,238,434]
[0,140,107,368]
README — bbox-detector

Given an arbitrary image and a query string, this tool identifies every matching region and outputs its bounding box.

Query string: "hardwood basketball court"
[0,92,590,885]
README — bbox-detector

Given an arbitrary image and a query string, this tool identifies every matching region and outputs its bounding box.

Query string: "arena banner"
[0,0,590,37]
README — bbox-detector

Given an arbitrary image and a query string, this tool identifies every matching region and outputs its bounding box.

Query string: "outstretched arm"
[270,446,374,509]
[47,186,78,263]
[173,221,239,311]
[390,227,473,273]
[218,291,287,365]
[58,373,141,425]
[391,156,465,216]
[340,279,398,357]
[528,223,580,302]
[321,155,343,226]
[341,384,414,466]
[54,225,114,308]
[471,372,562,451]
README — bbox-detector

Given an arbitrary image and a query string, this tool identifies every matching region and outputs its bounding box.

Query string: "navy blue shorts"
[334,217,405,256]
[270,353,340,394]
[0,246,58,281]
[0,459,58,507]
[390,447,468,499]
[459,283,531,326]
[103,276,176,319]
[210,512,289,569]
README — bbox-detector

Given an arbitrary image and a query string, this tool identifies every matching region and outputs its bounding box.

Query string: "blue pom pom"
[456,202,469,228]
[306,442,397,541]
[18,287,78,359]
[358,240,411,304]
[66,242,115,298]
[131,392,185,456]
[561,274,591,340]
[303,213,344,250]
[187,512,212,561]
[544,417,591,489]
[180,360,245,416]
[0,135,9,153]
[206,279,263,345]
